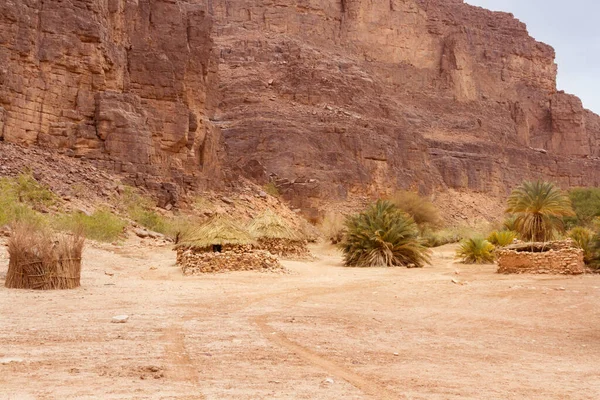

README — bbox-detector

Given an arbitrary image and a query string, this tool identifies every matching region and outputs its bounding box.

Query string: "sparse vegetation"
[564,187,600,229]
[506,181,574,242]
[340,200,430,268]
[502,215,518,232]
[487,230,517,247]
[118,186,169,233]
[456,238,495,264]
[263,182,280,198]
[568,226,595,263]
[389,190,441,229]
[53,209,127,243]
[319,211,346,244]
[589,233,600,270]
[420,228,462,248]
[0,174,52,228]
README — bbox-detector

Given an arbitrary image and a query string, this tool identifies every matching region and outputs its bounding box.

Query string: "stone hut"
[175,215,281,274]
[247,210,311,258]
[497,240,584,275]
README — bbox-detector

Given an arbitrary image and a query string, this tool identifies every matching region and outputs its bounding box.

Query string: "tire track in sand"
[252,281,402,400]
[255,315,400,399]
[161,325,205,398]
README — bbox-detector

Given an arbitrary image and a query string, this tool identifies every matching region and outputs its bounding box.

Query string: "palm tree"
[456,238,495,264]
[506,181,574,242]
[340,200,431,268]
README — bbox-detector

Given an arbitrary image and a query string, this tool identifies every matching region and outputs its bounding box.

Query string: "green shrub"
[118,186,168,233]
[421,228,462,248]
[568,227,595,263]
[53,209,126,242]
[0,174,51,227]
[340,200,431,268]
[506,181,574,242]
[263,182,280,197]
[456,238,495,264]
[589,233,600,270]
[11,173,56,208]
[502,215,518,232]
[487,230,517,247]
[389,190,441,229]
[565,188,600,228]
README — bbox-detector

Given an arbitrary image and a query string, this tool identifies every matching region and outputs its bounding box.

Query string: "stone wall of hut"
[497,242,584,275]
[177,245,282,274]
[254,238,311,259]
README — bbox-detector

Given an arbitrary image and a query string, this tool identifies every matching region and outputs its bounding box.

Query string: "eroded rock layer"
[1,0,599,210]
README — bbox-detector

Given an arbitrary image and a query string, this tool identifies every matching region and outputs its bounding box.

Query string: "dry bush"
[319,211,346,244]
[389,191,442,229]
[5,223,84,290]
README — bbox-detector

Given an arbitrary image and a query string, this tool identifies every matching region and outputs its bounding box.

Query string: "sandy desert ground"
[1,240,600,399]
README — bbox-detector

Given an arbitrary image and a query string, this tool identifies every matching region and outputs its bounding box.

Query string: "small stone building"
[497,240,584,275]
[247,210,311,259]
[175,215,282,274]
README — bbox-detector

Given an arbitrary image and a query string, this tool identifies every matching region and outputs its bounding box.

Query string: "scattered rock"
[111,315,129,323]
[322,377,335,385]
[0,357,24,364]
[133,228,150,238]
[221,196,234,205]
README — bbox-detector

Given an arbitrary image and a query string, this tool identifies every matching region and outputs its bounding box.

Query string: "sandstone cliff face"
[0,0,221,194]
[1,0,599,210]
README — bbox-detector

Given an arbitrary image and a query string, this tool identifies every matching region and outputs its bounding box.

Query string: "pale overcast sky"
[465,0,600,114]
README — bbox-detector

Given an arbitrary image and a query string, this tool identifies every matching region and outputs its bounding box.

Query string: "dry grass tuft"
[5,223,84,290]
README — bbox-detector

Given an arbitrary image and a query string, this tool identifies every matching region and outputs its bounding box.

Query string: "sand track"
[1,241,600,399]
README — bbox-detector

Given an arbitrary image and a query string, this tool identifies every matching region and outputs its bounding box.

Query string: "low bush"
[388,190,441,229]
[564,188,600,228]
[502,215,518,232]
[319,211,346,244]
[420,228,462,248]
[117,186,169,233]
[487,230,517,247]
[263,182,280,197]
[456,238,495,264]
[53,209,126,242]
[568,227,595,263]
[340,200,430,268]
[0,174,51,228]
[162,215,202,244]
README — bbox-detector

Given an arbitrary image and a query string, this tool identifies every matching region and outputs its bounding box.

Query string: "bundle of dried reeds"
[5,224,84,290]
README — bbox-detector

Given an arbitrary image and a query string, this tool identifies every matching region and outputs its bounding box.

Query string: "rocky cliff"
[1,0,599,212]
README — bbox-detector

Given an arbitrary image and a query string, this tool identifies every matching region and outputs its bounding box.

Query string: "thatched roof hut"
[176,214,256,251]
[247,210,301,241]
[247,210,310,258]
[174,214,281,274]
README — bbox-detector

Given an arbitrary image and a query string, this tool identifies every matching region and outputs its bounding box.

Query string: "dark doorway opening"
[212,244,222,253]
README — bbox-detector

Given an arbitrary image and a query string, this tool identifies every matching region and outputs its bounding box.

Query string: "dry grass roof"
[176,214,255,250]
[247,210,302,241]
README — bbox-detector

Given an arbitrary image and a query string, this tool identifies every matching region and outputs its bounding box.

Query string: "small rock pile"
[178,246,283,274]
[497,240,584,275]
